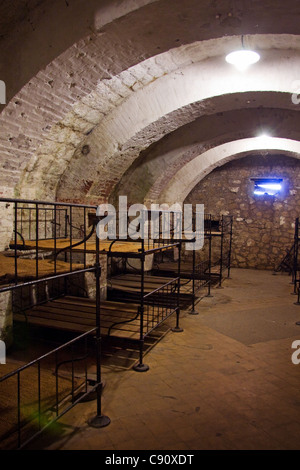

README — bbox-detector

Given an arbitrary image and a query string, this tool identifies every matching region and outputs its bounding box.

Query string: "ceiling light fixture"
[225,36,260,71]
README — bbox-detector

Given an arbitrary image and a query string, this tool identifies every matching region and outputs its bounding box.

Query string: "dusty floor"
[15,269,300,449]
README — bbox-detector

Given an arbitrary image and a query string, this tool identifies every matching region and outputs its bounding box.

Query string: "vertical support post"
[227,217,233,279]
[14,202,18,284]
[29,208,31,240]
[69,206,73,272]
[54,205,57,275]
[133,239,149,372]
[293,218,299,295]
[190,244,198,315]
[172,241,183,332]
[20,206,23,238]
[88,232,110,428]
[35,203,39,280]
[84,207,87,269]
[44,208,47,239]
[218,216,224,288]
[64,210,68,238]
[206,215,213,297]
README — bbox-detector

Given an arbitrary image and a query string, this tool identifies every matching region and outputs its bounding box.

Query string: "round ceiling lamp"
[225,36,260,71]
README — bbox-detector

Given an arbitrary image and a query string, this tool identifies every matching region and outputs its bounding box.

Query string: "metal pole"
[54,206,57,275]
[190,244,198,315]
[293,218,299,295]
[227,217,233,279]
[88,232,110,428]
[207,224,213,297]
[218,216,224,288]
[14,202,18,284]
[172,242,183,332]
[133,239,149,371]
[70,206,73,271]
[84,207,87,269]
[35,203,39,279]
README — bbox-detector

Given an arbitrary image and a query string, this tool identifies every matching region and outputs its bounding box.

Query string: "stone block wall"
[185,154,300,270]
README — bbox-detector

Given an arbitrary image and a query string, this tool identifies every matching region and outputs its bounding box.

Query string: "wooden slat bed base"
[0,253,84,284]
[9,238,175,254]
[109,274,192,294]
[107,274,193,309]
[14,297,163,340]
[151,260,212,279]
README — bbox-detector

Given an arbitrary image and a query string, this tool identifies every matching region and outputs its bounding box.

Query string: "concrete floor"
[31,268,300,450]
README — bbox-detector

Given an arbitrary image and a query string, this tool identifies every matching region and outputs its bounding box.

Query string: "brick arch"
[56,47,300,203]
[1,33,252,200]
[0,35,298,202]
[111,107,300,206]
[155,138,300,205]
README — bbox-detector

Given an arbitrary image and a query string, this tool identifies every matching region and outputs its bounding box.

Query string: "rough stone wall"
[185,154,300,270]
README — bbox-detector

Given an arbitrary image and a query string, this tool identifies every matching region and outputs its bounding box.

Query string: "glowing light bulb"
[257,183,282,191]
[225,49,260,71]
[255,133,274,148]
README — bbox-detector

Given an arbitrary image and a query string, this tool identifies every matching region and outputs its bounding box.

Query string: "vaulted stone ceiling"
[0,0,299,205]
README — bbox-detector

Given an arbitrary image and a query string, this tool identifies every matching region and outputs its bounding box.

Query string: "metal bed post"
[218,215,224,288]
[29,208,31,240]
[83,207,87,269]
[207,215,213,297]
[88,230,111,428]
[227,217,233,279]
[294,221,300,307]
[35,203,39,279]
[69,205,73,271]
[133,238,149,372]
[172,241,183,332]
[293,217,299,295]
[54,205,57,275]
[190,243,198,315]
[14,201,18,284]
[44,208,47,239]
[64,209,68,238]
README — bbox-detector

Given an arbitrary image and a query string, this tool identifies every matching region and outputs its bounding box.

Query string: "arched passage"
[156,137,300,204]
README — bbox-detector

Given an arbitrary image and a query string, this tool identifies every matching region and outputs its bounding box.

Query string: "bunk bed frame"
[104,237,183,371]
[150,212,233,311]
[292,217,300,304]
[216,215,233,287]
[0,197,109,449]
[150,212,213,314]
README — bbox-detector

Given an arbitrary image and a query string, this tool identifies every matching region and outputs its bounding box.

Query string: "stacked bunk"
[0,197,234,448]
[151,213,233,312]
[2,200,186,373]
[1,200,233,354]
[292,217,300,304]
[0,197,108,450]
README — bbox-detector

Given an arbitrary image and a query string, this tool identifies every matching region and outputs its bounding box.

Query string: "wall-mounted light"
[226,36,260,71]
[251,178,282,197]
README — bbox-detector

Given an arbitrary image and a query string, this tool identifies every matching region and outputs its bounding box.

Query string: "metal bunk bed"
[292,217,300,305]
[104,235,184,372]
[151,212,213,314]
[150,212,233,311]
[0,197,110,450]
[4,200,186,373]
